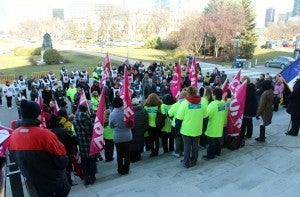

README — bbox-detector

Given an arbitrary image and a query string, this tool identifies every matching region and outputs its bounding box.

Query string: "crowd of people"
[3,59,300,196]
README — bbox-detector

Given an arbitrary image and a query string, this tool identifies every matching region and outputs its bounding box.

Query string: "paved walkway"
[68,107,300,197]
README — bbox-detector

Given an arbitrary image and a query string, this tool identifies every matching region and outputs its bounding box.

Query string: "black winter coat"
[244,83,258,117]
[287,79,300,115]
[130,106,148,152]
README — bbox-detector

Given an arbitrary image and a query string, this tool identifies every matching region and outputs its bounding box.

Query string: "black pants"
[21,89,27,98]
[273,96,280,111]
[207,137,221,159]
[289,114,300,135]
[104,139,114,161]
[160,132,174,153]
[144,136,151,151]
[240,117,253,139]
[130,150,141,163]
[148,126,160,155]
[115,141,130,175]
[6,96,12,108]
[63,83,69,94]
[200,117,208,147]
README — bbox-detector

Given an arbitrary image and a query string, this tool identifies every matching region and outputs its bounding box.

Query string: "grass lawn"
[92,46,170,62]
[0,50,121,77]
[252,48,294,65]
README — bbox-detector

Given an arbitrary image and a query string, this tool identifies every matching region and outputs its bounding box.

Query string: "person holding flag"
[73,104,97,186]
[109,97,133,175]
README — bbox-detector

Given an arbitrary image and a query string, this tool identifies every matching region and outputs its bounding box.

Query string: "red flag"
[229,69,241,95]
[190,57,198,88]
[222,78,229,101]
[37,95,46,128]
[89,86,106,155]
[226,81,247,135]
[53,100,60,116]
[120,68,135,128]
[0,125,12,157]
[105,52,111,71]
[78,92,88,107]
[170,61,182,100]
[100,68,109,87]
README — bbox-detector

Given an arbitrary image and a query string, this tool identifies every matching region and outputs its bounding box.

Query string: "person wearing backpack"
[160,94,176,153]
[144,93,162,157]
[175,86,206,168]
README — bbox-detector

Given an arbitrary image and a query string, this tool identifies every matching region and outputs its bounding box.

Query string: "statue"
[41,33,53,62]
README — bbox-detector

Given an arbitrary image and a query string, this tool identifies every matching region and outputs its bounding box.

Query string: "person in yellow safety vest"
[168,90,188,158]
[203,87,226,160]
[159,94,176,153]
[175,86,206,168]
[91,91,100,113]
[92,68,99,82]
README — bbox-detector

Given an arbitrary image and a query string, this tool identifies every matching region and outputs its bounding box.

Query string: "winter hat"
[112,97,123,108]
[78,104,88,112]
[21,100,41,119]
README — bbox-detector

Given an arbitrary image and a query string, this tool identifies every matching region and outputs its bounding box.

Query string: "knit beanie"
[21,100,41,119]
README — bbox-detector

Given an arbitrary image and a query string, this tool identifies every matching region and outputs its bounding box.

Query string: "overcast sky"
[0,0,294,28]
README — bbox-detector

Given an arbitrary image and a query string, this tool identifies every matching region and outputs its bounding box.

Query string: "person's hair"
[213,87,223,100]
[179,91,188,99]
[186,86,197,96]
[241,76,251,84]
[92,91,98,97]
[261,80,272,92]
[68,114,75,122]
[144,93,162,106]
[203,86,213,100]
[162,94,176,105]
[58,109,68,118]
[112,97,123,108]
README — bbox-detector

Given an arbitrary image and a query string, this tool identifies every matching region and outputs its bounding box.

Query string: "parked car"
[265,56,295,69]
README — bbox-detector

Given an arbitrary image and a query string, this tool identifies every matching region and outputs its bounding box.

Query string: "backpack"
[155,105,166,130]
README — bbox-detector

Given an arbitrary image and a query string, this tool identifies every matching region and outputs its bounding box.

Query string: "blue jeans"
[182,135,199,168]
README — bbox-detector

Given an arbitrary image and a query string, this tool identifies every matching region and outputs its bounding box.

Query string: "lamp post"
[233,32,241,68]
[294,35,300,59]
[204,32,208,62]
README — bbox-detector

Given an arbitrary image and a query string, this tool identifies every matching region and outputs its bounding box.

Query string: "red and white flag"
[229,69,241,95]
[170,61,182,100]
[53,100,60,116]
[226,81,247,135]
[89,86,106,155]
[105,52,111,71]
[100,68,109,87]
[77,92,90,114]
[190,57,198,88]
[37,95,46,128]
[221,78,229,101]
[0,125,12,157]
[120,68,135,128]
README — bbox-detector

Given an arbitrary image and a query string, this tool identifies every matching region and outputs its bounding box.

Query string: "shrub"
[14,47,34,56]
[43,49,61,65]
[145,37,159,49]
[32,47,42,55]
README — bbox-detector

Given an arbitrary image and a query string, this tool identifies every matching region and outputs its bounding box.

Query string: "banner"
[226,81,247,135]
[190,57,198,88]
[229,69,241,95]
[100,68,109,87]
[120,68,135,128]
[170,61,182,100]
[105,52,111,71]
[280,58,300,91]
[222,78,229,101]
[0,125,12,157]
[89,86,106,155]
[53,100,60,116]
[37,96,46,128]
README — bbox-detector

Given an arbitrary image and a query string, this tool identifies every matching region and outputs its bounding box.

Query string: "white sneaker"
[8,107,11,109]
[172,152,180,158]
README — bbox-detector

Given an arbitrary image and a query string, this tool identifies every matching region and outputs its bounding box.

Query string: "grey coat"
[109,107,132,143]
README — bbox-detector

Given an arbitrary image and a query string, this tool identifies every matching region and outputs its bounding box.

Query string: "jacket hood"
[186,95,201,104]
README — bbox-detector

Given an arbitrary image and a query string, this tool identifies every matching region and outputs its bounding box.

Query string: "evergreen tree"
[240,0,257,59]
